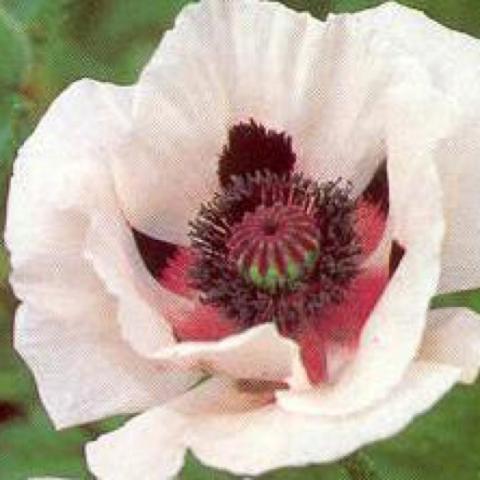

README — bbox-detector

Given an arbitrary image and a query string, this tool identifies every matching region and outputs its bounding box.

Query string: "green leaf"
[0,6,31,90]
[416,0,480,39]
[1,0,60,24]
[0,407,91,480]
[281,0,332,19]
[0,92,34,240]
[341,452,382,480]
[0,241,10,286]
[0,9,34,211]
[259,463,350,480]
[331,0,385,13]
[364,382,480,480]
[178,451,350,480]
[178,451,237,480]
[331,1,480,40]
[431,288,480,314]
[0,370,31,404]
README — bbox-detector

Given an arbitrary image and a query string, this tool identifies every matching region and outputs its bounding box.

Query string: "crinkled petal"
[122,0,451,391]
[117,0,390,243]
[6,79,190,356]
[83,208,193,357]
[154,323,299,382]
[419,308,480,384]
[15,305,196,429]
[86,361,458,479]
[348,2,480,292]
[283,67,445,412]
[113,0,480,285]
[86,376,273,480]
[5,80,198,426]
[434,119,480,291]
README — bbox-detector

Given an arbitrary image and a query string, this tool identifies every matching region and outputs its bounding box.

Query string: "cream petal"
[291,13,388,187]
[119,0,383,243]
[83,207,194,357]
[435,121,480,292]
[86,361,458,479]
[344,2,480,292]
[115,0,231,244]
[5,80,198,426]
[114,0,480,279]
[6,79,187,356]
[5,81,125,324]
[261,0,480,291]
[5,80,131,274]
[419,308,480,384]
[299,3,471,191]
[15,305,196,429]
[130,1,448,392]
[85,378,238,480]
[154,323,299,382]
[284,74,446,413]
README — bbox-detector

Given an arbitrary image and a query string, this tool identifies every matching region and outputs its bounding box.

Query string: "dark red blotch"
[361,160,389,215]
[218,119,296,188]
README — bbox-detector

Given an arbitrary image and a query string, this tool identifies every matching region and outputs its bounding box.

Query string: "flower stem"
[430,288,480,313]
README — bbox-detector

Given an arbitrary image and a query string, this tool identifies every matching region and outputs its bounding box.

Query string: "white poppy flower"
[5,0,480,478]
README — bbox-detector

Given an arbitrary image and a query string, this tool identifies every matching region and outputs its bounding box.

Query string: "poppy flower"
[5,1,480,478]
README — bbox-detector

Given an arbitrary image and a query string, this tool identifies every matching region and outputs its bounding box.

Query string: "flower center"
[227,204,319,292]
[188,120,362,334]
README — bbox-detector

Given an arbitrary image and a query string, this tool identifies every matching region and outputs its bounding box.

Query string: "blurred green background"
[0,1,480,479]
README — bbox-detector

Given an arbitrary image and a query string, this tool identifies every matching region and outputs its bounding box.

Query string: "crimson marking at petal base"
[170,304,241,342]
[360,159,389,215]
[297,269,389,383]
[218,119,296,188]
[131,120,393,386]
[355,199,387,257]
[389,240,406,278]
[132,228,178,278]
[158,247,194,298]
[189,171,361,333]
[355,160,389,257]
[297,328,328,383]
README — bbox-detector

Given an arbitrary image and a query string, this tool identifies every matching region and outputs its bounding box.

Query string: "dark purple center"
[133,120,395,335]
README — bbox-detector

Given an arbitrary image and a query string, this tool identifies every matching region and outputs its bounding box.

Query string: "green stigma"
[228,203,321,294]
[242,248,319,293]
